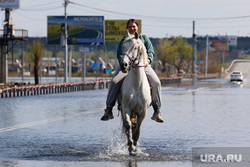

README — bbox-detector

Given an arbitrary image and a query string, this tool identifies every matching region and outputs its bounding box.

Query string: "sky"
[2,0,250,38]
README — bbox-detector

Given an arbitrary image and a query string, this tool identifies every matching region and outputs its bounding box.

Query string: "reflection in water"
[0,159,18,167]
[192,91,196,112]
[0,99,17,128]
[127,160,137,167]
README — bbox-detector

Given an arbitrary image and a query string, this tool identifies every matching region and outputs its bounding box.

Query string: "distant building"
[41,57,63,75]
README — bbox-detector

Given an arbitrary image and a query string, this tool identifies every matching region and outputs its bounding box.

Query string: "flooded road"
[0,78,250,167]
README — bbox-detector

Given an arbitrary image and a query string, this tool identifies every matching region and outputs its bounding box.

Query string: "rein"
[131,64,146,68]
[123,53,146,68]
[122,37,148,70]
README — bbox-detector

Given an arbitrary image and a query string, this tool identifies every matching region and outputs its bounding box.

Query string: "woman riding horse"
[101,19,163,123]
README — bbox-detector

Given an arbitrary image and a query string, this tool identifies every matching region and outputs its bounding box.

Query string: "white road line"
[169,82,229,96]
[0,110,100,133]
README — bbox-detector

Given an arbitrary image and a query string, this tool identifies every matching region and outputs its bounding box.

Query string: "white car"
[230,71,243,82]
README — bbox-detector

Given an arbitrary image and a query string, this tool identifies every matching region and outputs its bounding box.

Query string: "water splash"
[98,125,149,160]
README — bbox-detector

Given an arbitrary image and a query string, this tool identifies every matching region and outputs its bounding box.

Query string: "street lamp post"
[64,0,69,83]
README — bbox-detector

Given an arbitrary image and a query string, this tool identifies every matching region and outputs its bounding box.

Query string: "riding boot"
[151,110,164,123]
[101,107,114,121]
[151,104,164,123]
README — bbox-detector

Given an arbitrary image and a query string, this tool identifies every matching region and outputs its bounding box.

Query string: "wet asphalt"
[1,78,250,167]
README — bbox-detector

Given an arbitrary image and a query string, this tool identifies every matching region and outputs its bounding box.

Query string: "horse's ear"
[135,31,139,39]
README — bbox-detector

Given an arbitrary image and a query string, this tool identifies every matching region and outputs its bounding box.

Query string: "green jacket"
[117,34,154,65]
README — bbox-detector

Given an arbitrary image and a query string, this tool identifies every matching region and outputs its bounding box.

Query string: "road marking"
[0,110,100,133]
[169,82,229,96]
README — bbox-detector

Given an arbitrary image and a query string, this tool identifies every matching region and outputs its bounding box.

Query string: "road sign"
[79,47,89,53]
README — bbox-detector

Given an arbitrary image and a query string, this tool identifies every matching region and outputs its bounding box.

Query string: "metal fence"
[0,29,28,40]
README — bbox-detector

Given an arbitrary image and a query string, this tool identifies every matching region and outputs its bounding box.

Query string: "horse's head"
[121,31,148,73]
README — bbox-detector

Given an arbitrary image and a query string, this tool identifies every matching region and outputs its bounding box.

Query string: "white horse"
[118,31,152,155]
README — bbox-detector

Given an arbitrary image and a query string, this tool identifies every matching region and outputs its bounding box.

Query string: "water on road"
[0,79,250,167]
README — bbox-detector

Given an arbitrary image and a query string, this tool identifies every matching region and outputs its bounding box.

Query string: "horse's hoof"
[128,145,136,153]
[129,151,137,156]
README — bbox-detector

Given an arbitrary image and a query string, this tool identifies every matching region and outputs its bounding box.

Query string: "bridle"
[122,40,146,68]
[122,52,144,68]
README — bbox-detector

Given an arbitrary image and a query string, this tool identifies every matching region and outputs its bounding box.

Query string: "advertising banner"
[227,36,237,46]
[218,36,237,46]
[105,20,141,43]
[0,0,20,9]
[47,16,104,45]
[209,40,229,51]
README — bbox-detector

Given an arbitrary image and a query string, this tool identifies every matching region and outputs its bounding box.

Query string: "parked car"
[230,71,243,82]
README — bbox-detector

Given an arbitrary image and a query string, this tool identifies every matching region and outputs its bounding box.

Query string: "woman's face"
[127,22,138,35]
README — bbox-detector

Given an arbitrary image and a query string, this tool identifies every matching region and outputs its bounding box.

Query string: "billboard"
[0,0,20,9]
[47,16,104,45]
[218,36,237,46]
[105,20,141,43]
[227,36,237,46]
[209,40,229,51]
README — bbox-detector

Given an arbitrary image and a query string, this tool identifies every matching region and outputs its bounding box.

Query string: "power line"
[13,0,250,26]
[4,0,250,37]
[70,1,250,22]
[68,0,250,35]
[13,11,45,21]
[20,0,62,10]
[19,6,62,11]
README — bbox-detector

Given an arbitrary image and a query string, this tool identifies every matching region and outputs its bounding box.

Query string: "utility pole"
[69,45,72,82]
[95,45,98,81]
[0,1,28,84]
[205,35,209,77]
[82,51,86,82]
[192,21,197,84]
[64,0,69,83]
[222,51,225,65]
[79,46,89,82]
[22,41,24,83]
[53,46,58,83]
[0,9,11,84]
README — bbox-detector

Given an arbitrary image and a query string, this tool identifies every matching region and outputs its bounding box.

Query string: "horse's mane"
[123,35,148,65]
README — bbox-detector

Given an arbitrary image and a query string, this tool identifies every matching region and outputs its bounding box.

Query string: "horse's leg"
[122,109,136,154]
[123,109,133,149]
[132,111,146,147]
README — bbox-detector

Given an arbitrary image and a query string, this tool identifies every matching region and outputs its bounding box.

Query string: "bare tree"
[27,40,44,85]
